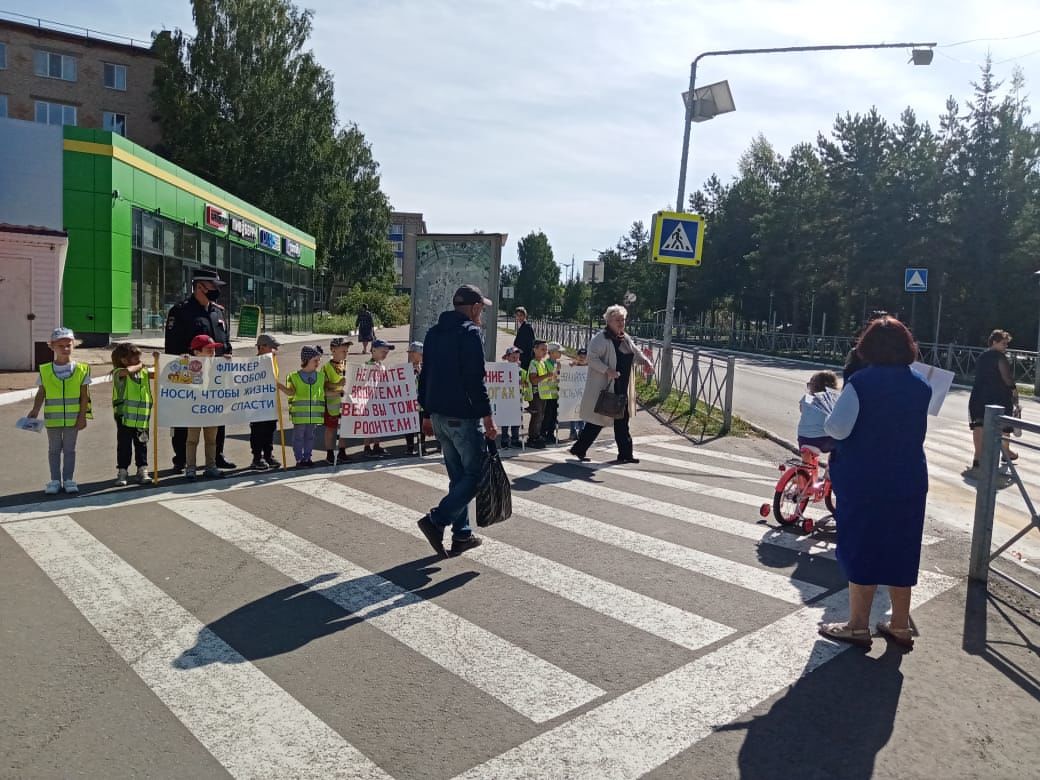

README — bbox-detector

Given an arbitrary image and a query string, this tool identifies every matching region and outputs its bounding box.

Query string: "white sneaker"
[44,480,61,495]
[136,467,150,483]
[63,480,79,494]
[115,468,129,486]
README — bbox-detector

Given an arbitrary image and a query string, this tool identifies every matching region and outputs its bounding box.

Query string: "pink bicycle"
[759,447,836,534]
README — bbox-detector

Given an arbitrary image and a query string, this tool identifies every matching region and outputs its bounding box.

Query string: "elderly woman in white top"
[569,304,652,464]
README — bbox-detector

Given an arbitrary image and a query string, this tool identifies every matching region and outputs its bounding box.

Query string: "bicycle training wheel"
[772,469,810,526]
[824,484,836,514]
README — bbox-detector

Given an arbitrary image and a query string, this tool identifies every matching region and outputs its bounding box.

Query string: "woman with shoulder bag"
[569,304,652,464]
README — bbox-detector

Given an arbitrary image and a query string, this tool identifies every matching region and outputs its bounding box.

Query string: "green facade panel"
[64,190,94,230]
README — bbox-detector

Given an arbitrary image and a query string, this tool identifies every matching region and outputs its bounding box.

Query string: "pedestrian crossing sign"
[904,267,928,293]
[651,211,705,266]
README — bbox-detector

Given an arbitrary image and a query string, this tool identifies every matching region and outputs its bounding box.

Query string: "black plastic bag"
[475,439,512,527]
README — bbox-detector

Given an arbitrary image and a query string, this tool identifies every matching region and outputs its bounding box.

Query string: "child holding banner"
[363,339,395,458]
[279,345,325,468]
[500,347,524,448]
[26,327,92,494]
[568,348,588,441]
[110,342,152,485]
[321,337,353,465]
[185,335,222,480]
[539,342,563,444]
[404,341,424,456]
[249,334,282,470]
[526,340,550,448]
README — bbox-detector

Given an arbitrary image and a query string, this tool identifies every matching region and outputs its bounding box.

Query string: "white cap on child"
[50,327,75,341]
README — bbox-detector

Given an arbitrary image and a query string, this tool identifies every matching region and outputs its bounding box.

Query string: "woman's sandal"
[818,622,873,649]
[876,621,915,649]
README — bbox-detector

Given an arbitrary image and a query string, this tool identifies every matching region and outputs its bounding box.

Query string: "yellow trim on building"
[62,139,317,250]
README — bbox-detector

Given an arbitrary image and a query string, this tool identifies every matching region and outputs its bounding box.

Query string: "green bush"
[334,285,411,327]
[313,314,356,335]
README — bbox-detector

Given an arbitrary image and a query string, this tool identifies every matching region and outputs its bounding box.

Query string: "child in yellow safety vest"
[278,345,325,468]
[539,342,563,444]
[111,342,152,486]
[321,337,353,465]
[526,340,550,449]
[500,346,524,448]
[27,326,92,495]
[404,341,426,456]
[249,334,282,470]
[185,335,222,480]
[363,339,395,458]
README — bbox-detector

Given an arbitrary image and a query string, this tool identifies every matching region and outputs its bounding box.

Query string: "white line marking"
[286,480,733,652]
[391,467,827,603]
[161,498,602,724]
[3,515,390,780]
[499,461,826,604]
[0,458,434,524]
[454,570,959,780]
[634,440,779,470]
[0,374,112,406]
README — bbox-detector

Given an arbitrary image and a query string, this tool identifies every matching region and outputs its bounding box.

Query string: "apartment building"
[389,211,427,291]
[0,13,161,149]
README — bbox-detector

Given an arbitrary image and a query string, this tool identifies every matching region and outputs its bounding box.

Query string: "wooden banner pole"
[151,352,160,486]
[273,354,288,469]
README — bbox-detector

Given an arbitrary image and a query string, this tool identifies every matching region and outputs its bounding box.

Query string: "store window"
[102,111,127,136]
[0,42,6,69]
[34,50,77,81]
[103,62,127,91]
[34,100,76,126]
[0,95,7,119]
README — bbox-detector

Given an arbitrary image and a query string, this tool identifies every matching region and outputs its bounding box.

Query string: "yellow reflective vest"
[520,367,533,402]
[322,360,345,416]
[112,369,152,429]
[533,358,558,400]
[287,371,324,425]
[39,362,92,428]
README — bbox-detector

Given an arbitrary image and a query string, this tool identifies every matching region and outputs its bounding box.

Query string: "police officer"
[164,269,236,470]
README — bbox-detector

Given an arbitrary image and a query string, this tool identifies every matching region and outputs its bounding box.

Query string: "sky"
[7,0,1040,278]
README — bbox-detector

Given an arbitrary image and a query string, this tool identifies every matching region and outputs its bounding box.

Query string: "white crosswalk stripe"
[3,439,962,779]
[161,497,604,724]
[286,479,735,652]
[3,515,392,780]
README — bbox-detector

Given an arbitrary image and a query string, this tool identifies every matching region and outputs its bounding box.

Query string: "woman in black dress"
[357,306,375,354]
[967,329,1019,476]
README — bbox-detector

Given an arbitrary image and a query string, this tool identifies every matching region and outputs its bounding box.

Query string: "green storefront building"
[3,120,316,341]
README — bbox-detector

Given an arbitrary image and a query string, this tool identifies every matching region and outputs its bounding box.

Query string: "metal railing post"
[969,405,1005,582]
[722,355,736,433]
[689,348,700,414]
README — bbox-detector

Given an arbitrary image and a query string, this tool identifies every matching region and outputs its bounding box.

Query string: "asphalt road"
[1,330,1038,778]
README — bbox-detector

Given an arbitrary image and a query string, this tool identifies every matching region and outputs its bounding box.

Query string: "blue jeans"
[430,414,485,539]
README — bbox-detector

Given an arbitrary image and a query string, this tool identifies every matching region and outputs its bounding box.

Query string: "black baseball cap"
[191,269,226,286]
[453,284,492,306]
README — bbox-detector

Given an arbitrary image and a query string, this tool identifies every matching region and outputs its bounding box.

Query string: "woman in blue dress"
[820,316,932,650]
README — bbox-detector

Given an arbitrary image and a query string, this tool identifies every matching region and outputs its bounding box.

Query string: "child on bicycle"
[797,371,840,455]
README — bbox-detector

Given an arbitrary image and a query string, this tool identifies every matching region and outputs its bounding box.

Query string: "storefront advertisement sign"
[230,214,259,243]
[156,354,278,427]
[339,364,419,438]
[204,204,229,233]
[485,362,522,427]
[259,228,281,251]
[557,365,588,422]
[283,237,301,259]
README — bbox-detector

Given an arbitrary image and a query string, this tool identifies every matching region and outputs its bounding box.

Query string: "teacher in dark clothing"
[416,284,499,559]
[513,306,535,370]
[164,269,236,471]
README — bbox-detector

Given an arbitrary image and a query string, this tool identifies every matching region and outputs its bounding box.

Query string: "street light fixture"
[658,40,937,396]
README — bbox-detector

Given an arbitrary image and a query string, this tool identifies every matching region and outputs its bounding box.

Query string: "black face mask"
[205,288,221,302]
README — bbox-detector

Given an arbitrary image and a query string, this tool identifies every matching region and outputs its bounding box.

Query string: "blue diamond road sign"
[904,268,928,293]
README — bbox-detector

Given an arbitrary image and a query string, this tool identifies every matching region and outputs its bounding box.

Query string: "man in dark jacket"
[164,269,236,471]
[416,284,499,558]
[513,306,535,369]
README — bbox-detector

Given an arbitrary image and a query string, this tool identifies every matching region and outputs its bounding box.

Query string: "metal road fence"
[624,321,1040,387]
[531,320,736,441]
[970,405,1040,598]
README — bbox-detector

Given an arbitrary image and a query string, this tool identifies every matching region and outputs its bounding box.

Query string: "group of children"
[24,327,432,495]
[499,339,587,449]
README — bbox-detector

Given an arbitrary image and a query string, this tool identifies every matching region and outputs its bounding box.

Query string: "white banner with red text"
[339,364,420,438]
[557,365,588,422]
[485,362,523,428]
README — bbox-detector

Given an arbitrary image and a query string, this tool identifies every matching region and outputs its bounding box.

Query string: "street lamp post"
[1033,270,1040,395]
[659,40,936,396]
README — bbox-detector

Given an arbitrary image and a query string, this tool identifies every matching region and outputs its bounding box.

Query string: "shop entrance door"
[0,255,33,369]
